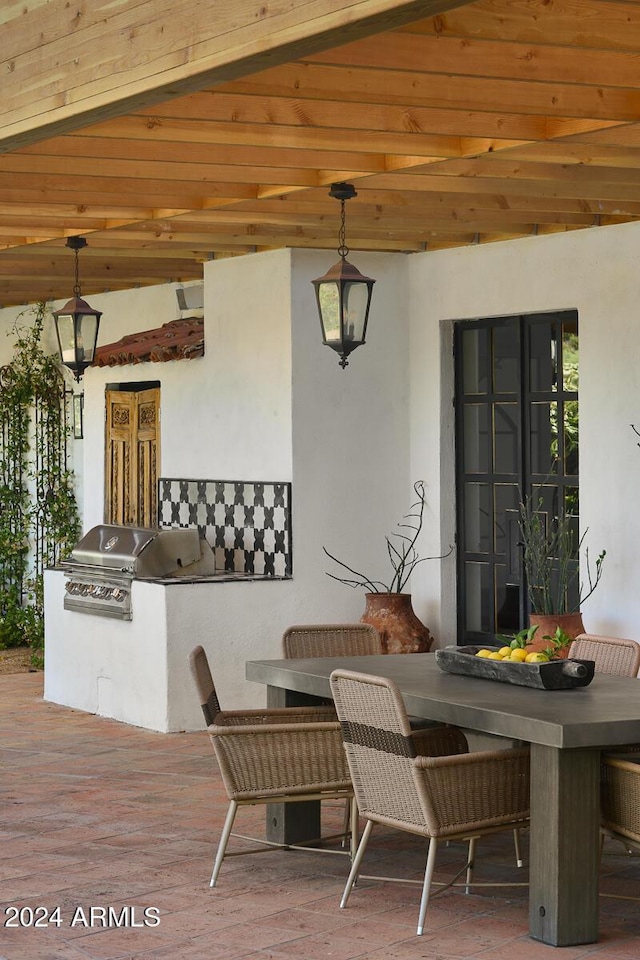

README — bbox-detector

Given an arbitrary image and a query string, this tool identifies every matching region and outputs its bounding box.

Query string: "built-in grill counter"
[45,479,294,734]
[61,524,204,619]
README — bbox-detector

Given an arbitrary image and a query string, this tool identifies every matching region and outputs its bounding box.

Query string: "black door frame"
[453,310,579,646]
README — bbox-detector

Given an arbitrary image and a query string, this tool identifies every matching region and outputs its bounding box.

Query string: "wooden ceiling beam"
[45,121,529,162]
[223,63,640,122]
[13,135,449,169]
[400,0,640,52]
[309,31,640,88]
[362,171,640,203]
[0,0,474,152]
[212,191,640,217]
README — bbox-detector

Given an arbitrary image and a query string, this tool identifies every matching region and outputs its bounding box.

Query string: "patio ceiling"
[2,0,640,307]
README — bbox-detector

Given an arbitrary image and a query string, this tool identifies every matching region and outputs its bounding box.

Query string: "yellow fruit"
[525,651,549,663]
[488,651,504,660]
[509,648,528,662]
[475,649,493,658]
[498,646,512,658]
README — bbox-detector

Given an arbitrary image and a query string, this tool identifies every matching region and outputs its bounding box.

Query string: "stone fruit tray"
[435,646,595,690]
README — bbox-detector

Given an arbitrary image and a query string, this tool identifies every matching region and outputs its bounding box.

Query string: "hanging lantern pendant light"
[312,183,375,369]
[53,236,102,382]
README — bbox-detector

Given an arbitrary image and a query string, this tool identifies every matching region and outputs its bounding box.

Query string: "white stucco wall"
[289,249,413,625]
[408,219,640,645]
[79,254,293,528]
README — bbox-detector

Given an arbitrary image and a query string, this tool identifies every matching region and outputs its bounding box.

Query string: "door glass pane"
[562,319,579,393]
[462,328,489,394]
[529,321,556,392]
[464,483,491,553]
[530,401,558,474]
[496,564,520,633]
[465,561,492,633]
[493,403,518,474]
[464,405,489,473]
[564,399,579,475]
[565,485,579,518]
[493,324,519,394]
[494,484,519,556]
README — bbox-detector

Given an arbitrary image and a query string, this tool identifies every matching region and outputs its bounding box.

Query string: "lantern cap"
[312,257,375,287]
[53,296,103,320]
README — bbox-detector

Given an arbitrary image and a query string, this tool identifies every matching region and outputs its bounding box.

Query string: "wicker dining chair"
[283,623,383,659]
[282,622,437,730]
[283,623,455,848]
[329,668,531,936]
[188,645,355,887]
[568,633,640,677]
[601,754,640,855]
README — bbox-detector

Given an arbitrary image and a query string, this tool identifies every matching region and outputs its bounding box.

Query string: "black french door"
[454,311,579,646]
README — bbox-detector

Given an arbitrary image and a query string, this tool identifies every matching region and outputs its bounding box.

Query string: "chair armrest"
[414,748,530,836]
[214,705,339,726]
[210,719,343,737]
[208,721,351,799]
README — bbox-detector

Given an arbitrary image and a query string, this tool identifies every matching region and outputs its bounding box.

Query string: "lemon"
[525,651,549,663]
[509,648,528,662]
[498,646,512,658]
[488,651,504,660]
[475,649,493,658]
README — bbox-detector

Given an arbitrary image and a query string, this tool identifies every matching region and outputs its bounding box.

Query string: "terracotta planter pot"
[361,593,433,654]
[528,612,585,658]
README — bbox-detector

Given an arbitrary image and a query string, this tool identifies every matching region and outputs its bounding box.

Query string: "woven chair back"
[569,633,640,677]
[601,756,640,846]
[188,645,222,725]
[283,623,382,659]
[330,668,427,829]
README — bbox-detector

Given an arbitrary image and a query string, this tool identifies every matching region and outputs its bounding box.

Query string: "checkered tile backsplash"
[158,478,292,576]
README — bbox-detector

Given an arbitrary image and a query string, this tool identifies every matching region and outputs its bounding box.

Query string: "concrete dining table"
[246,651,640,948]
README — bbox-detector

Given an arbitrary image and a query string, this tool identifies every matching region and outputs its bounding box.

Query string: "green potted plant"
[323,481,451,654]
[519,494,605,652]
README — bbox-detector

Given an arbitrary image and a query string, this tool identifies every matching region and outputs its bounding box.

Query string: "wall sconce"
[312,182,375,369]
[53,236,102,381]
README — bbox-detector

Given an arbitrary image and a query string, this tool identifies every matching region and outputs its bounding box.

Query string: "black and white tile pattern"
[158,478,292,576]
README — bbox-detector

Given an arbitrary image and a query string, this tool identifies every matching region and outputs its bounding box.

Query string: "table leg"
[529,744,600,946]
[265,683,322,845]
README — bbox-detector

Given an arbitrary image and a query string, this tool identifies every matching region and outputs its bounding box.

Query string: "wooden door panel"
[105,388,159,527]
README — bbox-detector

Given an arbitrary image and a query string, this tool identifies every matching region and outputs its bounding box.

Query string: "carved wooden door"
[105,388,160,527]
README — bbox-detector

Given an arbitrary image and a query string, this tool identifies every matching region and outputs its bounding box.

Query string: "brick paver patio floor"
[1,673,639,959]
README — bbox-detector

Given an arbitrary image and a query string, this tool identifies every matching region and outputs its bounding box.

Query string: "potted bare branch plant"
[519,494,605,654]
[324,481,451,654]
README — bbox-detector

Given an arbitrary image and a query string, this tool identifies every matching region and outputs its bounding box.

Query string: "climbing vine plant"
[0,303,80,665]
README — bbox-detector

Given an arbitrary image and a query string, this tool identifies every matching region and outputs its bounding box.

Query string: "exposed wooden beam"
[400,0,640,52]
[223,62,640,122]
[4,0,640,308]
[0,0,475,152]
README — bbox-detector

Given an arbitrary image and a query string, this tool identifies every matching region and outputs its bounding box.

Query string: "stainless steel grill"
[62,524,202,619]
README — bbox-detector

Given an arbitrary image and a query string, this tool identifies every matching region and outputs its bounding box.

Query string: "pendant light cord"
[73,247,81,298]
[338,199,349,261]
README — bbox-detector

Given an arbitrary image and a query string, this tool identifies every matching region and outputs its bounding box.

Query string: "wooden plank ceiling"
[2,0,640,307]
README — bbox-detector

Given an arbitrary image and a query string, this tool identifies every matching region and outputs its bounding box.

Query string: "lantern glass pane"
[318,282,341,341]
[56,314,77,363]
[79,314,99,361]
[343,282,368,342]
